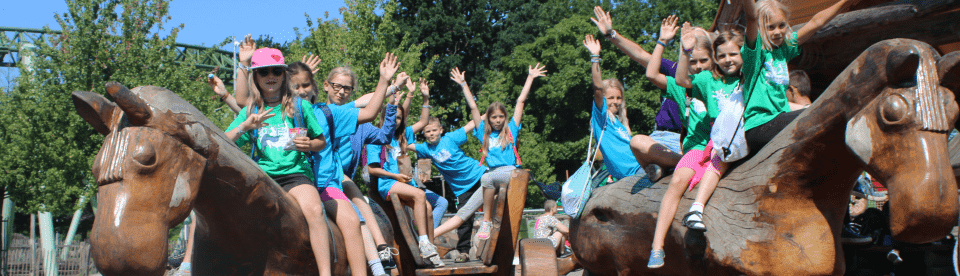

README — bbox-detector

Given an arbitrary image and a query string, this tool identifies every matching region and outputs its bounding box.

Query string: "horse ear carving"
[72,91,118,135]
[105,82,152,126]
[938,51,960,94]
[885,47,920,86]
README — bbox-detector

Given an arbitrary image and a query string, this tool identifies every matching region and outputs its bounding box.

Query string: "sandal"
[455,252,470,263]
[682,210,706,231]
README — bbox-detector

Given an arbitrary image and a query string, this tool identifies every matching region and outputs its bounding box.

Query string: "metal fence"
[1,239,96,276]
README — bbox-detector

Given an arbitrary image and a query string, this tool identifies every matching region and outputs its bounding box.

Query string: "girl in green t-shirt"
[739,0,860,154]
[644,17,746,268]
[224,48,334,276]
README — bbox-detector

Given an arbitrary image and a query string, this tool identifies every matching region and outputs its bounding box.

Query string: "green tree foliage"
[0,0,232,215]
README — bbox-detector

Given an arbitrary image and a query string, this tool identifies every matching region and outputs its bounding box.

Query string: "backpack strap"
[318,103,339,187]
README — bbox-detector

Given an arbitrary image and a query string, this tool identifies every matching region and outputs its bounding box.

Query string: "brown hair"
[710,30,745,80]
[246,67,296,118]
[287,62,319,104]
[481,102,513,159]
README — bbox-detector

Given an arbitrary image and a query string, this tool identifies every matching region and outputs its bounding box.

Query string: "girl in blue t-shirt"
[740,0,859,154]
[367,78,448,265]
[457,64,545,240]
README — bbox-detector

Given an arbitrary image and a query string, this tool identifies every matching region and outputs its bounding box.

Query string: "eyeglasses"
[255,67,285,77]
[329,82,354,93]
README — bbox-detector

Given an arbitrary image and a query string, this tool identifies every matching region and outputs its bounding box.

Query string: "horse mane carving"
[570,39,960,275]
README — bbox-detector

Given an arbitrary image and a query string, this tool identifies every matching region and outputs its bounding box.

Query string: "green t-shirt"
[226,99,324,181]
[692,71,742,119]
[741,31,801,131]
[664,76,710,152]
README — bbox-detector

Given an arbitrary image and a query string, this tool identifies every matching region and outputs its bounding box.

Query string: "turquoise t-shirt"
[471,119,521,168]
[414,127,487,197]
[742,31,801,131]
[309,103,360,189]
[663,77,710,152]
[368,126,418,199]
[227,99,324,181]
[591,98,640,179]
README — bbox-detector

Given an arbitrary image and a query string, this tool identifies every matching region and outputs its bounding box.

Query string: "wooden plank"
[494,170,530,276]
[415,261,498,276]
[391,193,428,267]
[366,178,419,276]
[519,239,558,276]
[480,183,510,265]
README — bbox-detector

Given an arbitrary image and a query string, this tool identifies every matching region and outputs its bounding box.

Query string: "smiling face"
[324,73,355,105]
[290,72,316,101]
[715,41,743,76]
[763,9,789,47]
[254,67,285,97]
[604,87,623,115]
[423,122,443,144]
[689,48,714,75]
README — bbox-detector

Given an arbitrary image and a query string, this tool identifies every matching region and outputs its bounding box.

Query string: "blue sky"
[1,0,347,48]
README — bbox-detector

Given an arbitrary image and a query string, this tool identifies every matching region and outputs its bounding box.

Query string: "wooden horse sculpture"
[569,39,960,275]
[73,83,392,275]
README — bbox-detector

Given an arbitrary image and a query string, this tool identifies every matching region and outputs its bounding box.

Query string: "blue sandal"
[647,249,665,268]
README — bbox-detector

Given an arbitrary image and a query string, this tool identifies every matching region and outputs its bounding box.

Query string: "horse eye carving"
[879,94,910,125]
[132,144,157,167]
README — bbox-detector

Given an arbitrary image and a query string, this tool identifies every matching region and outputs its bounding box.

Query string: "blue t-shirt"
[367,126,419,199]
[414,127,487,196]
[591,98,641,179]
[309,103,360,190]
[471,119,521,168]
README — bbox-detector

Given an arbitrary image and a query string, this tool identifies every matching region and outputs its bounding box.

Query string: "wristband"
[590,54,600,58]
[591,57,602,63]
[605,29,618,39]
[386,85,398,96]
[237,63,250,70]
[237,125,248,133]
[219,93,228,102]
[422,105,431,108]
[656,40,669,48]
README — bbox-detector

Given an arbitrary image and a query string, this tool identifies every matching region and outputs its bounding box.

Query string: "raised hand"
[528,63,547,78]
[404,75,416,92]
[241,107,275,131]
[207,74,228,98]
[659,15,680,43]
[450,67,467,86]
[590,6,614,37]
[418,78,430,97]
[393,91,406,105]
[583,34,601,56]
[239,34,256,66]
[680,22,696,51]
[301,55,321,74]
[393,72,410,88]
[379,52,400,80]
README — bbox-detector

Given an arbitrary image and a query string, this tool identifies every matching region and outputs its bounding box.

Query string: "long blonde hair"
[756,0,796,51]
[481,102,513,159]
[600,78,628,125]
[246,67,296,118]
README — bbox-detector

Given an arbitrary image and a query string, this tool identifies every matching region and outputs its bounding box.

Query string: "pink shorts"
[318,187,349,202]
[676,141,726,191]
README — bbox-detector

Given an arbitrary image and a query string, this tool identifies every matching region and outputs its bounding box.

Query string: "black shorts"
[272,173,313,193]
[745,109,804,156]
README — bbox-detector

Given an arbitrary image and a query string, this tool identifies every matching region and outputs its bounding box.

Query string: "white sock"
[368,260,385,275]
[179,262,191,271]
[689,202,704,214]
[418,235,430,245]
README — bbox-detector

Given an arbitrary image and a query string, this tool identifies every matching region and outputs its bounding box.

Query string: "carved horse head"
[837,40,960,243]
[73,83,227,275]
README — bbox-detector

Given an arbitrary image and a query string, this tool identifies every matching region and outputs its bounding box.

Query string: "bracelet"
[237,125,248,133]
[590,54,600,58]
[219,93,228,102]
[422,105,431,108]
[656,40,669,48]
[237,63,250,70]
[682,47,693,54]
[590,57,602,63]
[386,85,398,96]
[605,29,618,39]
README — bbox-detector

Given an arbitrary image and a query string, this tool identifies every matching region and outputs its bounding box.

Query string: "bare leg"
[434,216,464,238]
[389,183,429,236]
[630,134,682,167]
[650,168,696,251]
[342,178,387,246]
[360,224,380,269]
[693,159,729,208]
[325,199,366,276]
[183,214,195,264]
[425,201,435,240]
[289,185,333,276]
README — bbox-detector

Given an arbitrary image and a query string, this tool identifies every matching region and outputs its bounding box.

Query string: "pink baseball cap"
[250,48,287,70]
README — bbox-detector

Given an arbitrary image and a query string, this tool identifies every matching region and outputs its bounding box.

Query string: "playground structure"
[73,83,394,275]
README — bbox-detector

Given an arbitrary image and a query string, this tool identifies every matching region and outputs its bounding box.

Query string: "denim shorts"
[650,130,682,154]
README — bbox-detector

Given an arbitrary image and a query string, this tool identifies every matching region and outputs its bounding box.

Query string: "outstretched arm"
[451,67,483,131]
[410,78,432,133]
[514,63,546,124]
[358,53,402,124]
[402,76,417,116]
[646,16,680,90]
[234,35,255,108]
[584,34,605,110]
[674,22,696,89]
[796,0,860,44]
[591,6,654,67]
[208,75,242,113]
[741,0,760,48]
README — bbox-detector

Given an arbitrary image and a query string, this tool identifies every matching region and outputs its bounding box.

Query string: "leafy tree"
[0,0,233,215]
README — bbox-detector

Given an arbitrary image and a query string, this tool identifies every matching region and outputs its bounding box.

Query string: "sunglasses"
[255,67,285,77]
[330,82,354,93]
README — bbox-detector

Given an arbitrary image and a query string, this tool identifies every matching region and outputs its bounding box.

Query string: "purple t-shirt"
[654,59,683,132]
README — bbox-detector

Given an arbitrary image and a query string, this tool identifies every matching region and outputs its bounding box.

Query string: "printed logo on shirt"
[433,149,452,163]
[616,125,630,140]
[487,135,503,148]
[691,98,707,115]
[763,59,790,86]
[259,124,292,150]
